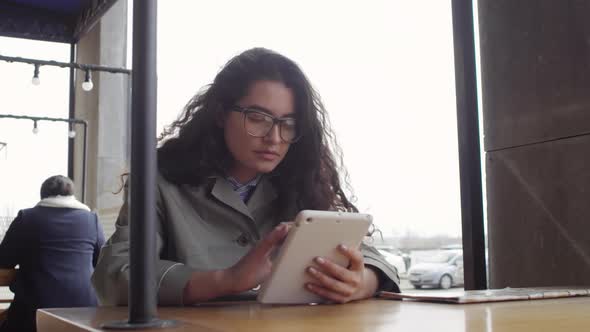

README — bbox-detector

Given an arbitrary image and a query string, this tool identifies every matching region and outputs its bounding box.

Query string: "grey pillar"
[74,0,129,237]
[479,0,590,287]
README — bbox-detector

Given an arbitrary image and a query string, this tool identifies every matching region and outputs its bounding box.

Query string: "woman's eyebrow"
[246,104,296,118]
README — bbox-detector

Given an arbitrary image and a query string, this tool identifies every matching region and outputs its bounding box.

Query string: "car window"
[422,252,456,263]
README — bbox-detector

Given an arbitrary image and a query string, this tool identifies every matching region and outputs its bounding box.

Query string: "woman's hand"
[225,223,290,293]
[183,223,290,304]
[305,244,379,304]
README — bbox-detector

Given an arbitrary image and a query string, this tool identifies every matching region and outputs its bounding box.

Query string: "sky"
[0,0,468,237]
[0,39,70,217]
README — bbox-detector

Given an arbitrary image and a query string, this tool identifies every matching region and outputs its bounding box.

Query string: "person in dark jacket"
[0,175,105,332]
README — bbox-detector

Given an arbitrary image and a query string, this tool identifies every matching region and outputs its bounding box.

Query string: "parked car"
[407,250,463,289]
[377,249,407,275]
[440,244,462,250]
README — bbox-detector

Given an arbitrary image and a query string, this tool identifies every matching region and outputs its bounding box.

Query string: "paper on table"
[378,287,590,304]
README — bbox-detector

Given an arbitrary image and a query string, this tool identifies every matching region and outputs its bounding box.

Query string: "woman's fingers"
[228,224,291,293]
[308,245,364,284]
[306,266,356,297]
[311,256,359,286]
[305,245,367,302]
[338,244,364,271]
[254,223,289,257]
[305,283,349,304]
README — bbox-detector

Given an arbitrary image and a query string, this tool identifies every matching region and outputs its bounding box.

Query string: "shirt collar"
[226,174,262,191]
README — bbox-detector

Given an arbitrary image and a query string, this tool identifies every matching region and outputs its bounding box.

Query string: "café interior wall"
[479,0,590,287]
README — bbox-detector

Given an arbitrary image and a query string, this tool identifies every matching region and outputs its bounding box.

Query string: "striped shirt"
[226,174,262,203]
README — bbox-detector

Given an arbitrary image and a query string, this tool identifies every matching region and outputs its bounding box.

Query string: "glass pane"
[157,0,465,292]
[0,36,70,307]
[0,37,70,232]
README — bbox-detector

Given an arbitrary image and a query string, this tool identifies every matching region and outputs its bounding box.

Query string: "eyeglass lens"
[244,111,298,142]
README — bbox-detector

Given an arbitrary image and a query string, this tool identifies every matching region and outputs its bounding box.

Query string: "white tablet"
[257,210,372,304]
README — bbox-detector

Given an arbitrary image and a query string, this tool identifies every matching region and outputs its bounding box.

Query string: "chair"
[0,269,16,323]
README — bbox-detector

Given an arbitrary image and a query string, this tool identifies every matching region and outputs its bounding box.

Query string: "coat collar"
[210,175,277,220]
[36,195,91,211]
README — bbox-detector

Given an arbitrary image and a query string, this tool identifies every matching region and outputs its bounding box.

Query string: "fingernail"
[339,244,348,251]
[308,267,317,274]
[315,257,325,264]
[306,284,314,290]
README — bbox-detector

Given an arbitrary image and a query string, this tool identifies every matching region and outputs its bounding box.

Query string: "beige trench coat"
[92,174,400,306]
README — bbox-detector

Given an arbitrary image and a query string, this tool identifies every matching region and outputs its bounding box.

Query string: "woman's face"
[224,80,295,183]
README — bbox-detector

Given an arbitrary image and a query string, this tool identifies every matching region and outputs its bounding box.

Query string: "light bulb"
[32,122,39,134]
[32,64,40,85]
[82,80,94,91]
[68,130,76,138]
[82,69,93,91]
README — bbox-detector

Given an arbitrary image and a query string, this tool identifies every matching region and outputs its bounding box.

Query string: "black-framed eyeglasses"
[231,106,301,143]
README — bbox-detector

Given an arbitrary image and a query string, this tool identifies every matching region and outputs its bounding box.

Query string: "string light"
[1,115,84,138]
[1,114,89,204]
[31,64,40,85]
[82,69,93,91]
[0,54,131,92]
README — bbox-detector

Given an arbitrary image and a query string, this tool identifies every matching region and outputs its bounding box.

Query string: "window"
[157,0,464,290]
[0,37,70,234]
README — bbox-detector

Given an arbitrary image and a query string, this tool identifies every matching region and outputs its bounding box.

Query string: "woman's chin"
[253,161,280,174]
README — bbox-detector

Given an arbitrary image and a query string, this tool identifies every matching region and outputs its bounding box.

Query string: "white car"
[377,249,407,275]
[407,250,464,289]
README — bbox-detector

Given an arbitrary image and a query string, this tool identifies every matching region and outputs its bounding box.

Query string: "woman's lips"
[254,151,279,161]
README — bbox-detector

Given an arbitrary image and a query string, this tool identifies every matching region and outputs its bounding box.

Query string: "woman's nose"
[264,123,282,143]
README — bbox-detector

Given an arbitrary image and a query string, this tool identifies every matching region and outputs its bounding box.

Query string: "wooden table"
[0,268,15,304]
[37,297,590,332]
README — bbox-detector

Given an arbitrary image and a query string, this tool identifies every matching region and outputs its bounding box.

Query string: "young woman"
[92,48,399,306]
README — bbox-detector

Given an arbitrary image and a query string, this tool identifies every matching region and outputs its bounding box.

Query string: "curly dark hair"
[157,48,356,212]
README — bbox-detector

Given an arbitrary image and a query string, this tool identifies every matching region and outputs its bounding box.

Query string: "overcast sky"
[0,0,469,237]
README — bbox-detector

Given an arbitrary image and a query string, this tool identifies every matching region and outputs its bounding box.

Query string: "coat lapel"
[247,176,278,214]
[210,177,253,220]
[210,176,279,222]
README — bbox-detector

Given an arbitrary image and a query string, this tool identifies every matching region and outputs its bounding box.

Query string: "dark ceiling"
[0,0,119,43]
